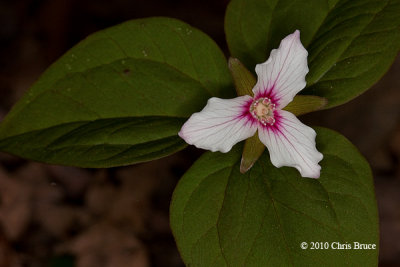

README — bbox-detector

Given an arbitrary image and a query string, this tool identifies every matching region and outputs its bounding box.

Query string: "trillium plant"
[179,31,323,178]
[0,0,399,266]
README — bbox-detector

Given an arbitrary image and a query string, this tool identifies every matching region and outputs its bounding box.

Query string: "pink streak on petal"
[238,97,259,127]
[257,110,322,178]
[253,30,308,109]
[253,84,280,106]
[179,96,258,153]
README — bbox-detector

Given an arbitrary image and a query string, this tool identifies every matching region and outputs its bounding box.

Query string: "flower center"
[249,97,276,126]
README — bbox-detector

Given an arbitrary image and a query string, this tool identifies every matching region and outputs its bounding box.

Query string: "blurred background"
[0,0,399,266]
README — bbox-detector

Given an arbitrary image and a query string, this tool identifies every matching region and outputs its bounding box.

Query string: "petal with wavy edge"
[258,110,323,178]
[253,30,309,109]
[179,96,257,153]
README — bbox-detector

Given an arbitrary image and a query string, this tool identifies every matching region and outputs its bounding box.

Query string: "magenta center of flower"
[249,97,276,126]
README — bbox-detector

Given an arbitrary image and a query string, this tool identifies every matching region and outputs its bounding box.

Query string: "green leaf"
[171,127,378,266]
[0,17,233,167]
[225,0,400,108]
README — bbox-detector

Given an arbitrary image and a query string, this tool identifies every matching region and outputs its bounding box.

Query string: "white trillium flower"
[179,30,323,178]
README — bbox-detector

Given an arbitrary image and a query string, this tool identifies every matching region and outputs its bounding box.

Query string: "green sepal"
[228,57,256,97]
[283,95,327,116]
[239,133,264,173]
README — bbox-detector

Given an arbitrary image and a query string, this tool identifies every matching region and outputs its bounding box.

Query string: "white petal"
[253,30,309,108]
[258,110,323,178]
[179,96,257,153]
